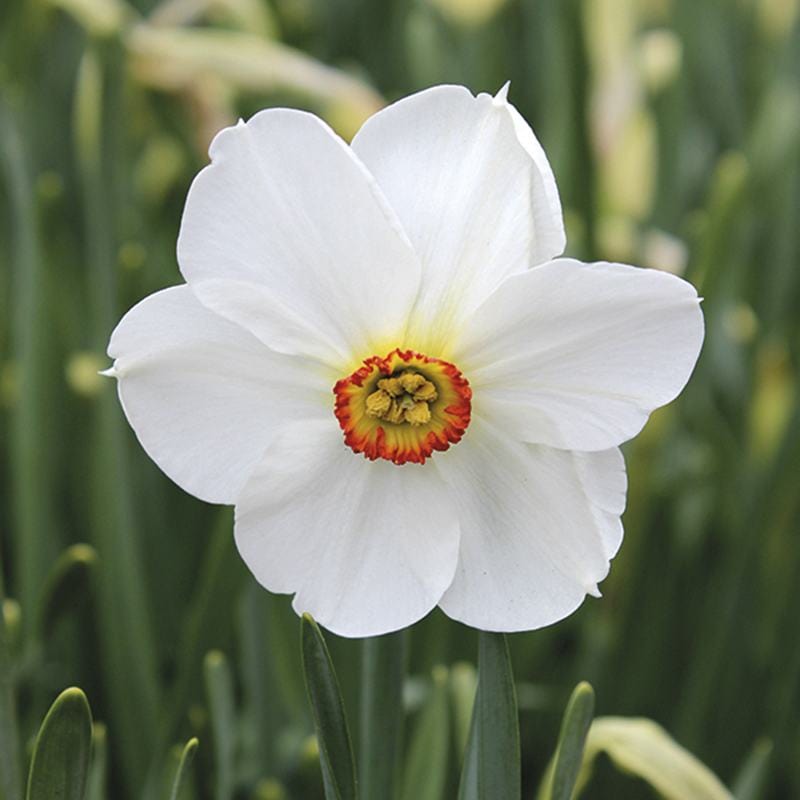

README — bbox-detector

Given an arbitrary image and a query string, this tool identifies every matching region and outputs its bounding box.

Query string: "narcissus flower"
[105,85,704,637]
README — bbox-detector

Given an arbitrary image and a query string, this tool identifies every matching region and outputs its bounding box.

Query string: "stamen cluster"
[365,370,439,426]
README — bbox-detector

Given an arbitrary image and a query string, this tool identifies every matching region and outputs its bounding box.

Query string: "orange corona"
[334,349,472,465]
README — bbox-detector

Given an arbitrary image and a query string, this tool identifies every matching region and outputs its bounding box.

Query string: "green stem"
[359,630,408,800]
[0,601,21,800]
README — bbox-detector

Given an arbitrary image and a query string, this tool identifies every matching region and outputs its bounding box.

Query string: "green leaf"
[359,631,407,800]
[731,738,773,800]
[26,687,93,800]
[86,723,107,800]
[1,78,58,644]
[300,614,357,800]
[168,738,199,800]
[576,717,733,800]
[77,44,161,793]
[449,662,477,758]
[204,651,236,800]
[457,632,520,800]
[544,682,595,800]
[39,544,98,638]
[400,666,450,800]
[0,597,21,800]
[237,583,307,780]
[458,713,479,800]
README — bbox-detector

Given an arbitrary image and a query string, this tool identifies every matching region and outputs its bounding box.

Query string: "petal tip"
[494,80,511,103]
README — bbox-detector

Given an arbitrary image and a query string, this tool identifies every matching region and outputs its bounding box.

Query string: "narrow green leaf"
[144,509,241,799]
[77,44,161,793]
[458,712,479,800]
[168,738,199,800]
[457,632,520,800]
[359,631,407,800]
[300,614,357,800]
[237,583,307,783]
[26,687,93,800]
[400,666,450,800]
[548,682,595,800]
[86,723,107,800]
[38,544,98,638]
[204,652,236,800]
[449,662,477,758]
[0,597,21,800]
[731,738,773,800]
[1,80,57,642]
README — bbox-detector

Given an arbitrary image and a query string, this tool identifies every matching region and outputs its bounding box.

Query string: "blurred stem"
[0,600,21,800]
[236,583,308,786]
[163,511,238,734]
[0,93,56,639]
[86,723,108,800]
[566,0,597,256]
[359,630,408,800]
[143,510,240,796]
[204,651,236,800]
[74,44,160,791]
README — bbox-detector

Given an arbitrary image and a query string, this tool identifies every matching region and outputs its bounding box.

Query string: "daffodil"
[105,85,704,637]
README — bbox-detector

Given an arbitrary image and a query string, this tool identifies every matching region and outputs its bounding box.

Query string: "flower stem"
[359,630,408,800]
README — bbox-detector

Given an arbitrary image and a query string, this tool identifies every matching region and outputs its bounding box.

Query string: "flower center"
[334,349,472,465]
[365,370,438,426]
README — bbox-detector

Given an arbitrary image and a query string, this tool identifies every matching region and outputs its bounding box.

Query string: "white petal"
[455,259,704,451]
[107,285,332,504]
[235,419,461,637]
[177,109,421,369]
[434,418,626,631]
[351,84,565,354]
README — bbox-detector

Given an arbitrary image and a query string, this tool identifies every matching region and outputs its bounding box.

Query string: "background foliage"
[1,0,799,797]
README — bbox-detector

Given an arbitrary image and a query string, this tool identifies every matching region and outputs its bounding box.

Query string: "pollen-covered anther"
[333,350,471,465]
[365,389,392,417]
[405,401,431,426]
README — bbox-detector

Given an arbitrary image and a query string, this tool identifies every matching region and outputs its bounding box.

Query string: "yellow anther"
[413,380,438,402]
[384,399,406,425]
[377,377,403,397]
[405,401,431,426]
[365,389,392,417]
[399,371,426,393]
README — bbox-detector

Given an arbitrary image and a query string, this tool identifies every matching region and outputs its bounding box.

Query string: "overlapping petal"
[177,109,421,369]
[434,418,627,631]
[453,259,704,451]
[234,419,461,637]
[107,286,332,504]
[351,84,565,355]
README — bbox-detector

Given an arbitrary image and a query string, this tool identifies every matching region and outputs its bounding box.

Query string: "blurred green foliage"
[1,0,799,797]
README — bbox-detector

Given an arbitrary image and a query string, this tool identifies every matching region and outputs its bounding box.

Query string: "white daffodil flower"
[105,84,704,638]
